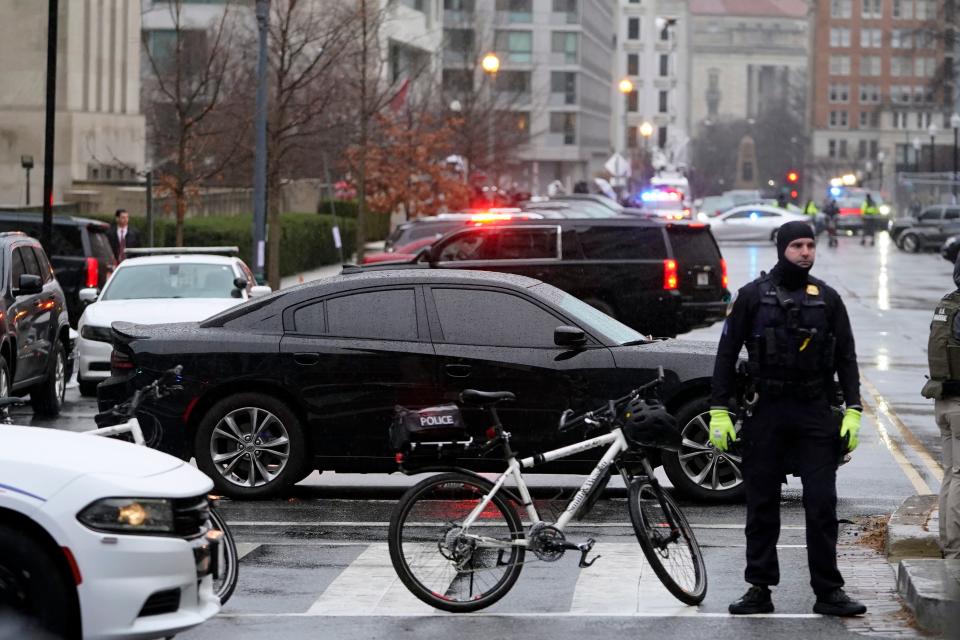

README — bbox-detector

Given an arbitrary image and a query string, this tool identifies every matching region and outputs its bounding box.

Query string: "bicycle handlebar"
[558,366,665,433]
[96,365,184,423]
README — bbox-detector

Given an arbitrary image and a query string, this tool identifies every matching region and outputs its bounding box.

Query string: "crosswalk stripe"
[305,544,434,615]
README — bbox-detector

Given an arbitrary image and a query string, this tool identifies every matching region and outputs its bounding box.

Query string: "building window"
[891,56,912,76]
[549,112,576,144]
[829,83,850,103]
[915,57,937,77]
[828,140,837,158]
[829,110,849,128]
[829,55,851,75]
[551,31,578,64]
[891,29,913,49]
[916,0,936,20]
[496,70,531,97]
[893,0,913,19]
[859,110,880,128]
[627,53,639,75]
[860,56,882,76]
[860,28,881,48]
[659,54,669,77]
[494,30,533,63]
[444,0,476,10]
[893,112,909,129]
[861,0,882,18]
[830,28,850,47]
[831,0,852,18]
[550,71,576,104]
[858,139,868,159]
[917,112,933,128]
[658,125,668,148]
[628,126,638,148]
[442,69,473,93]
[890,85,911,104]
[628,17,640,40]
[658,90,668,113]
[512,111,530,143]
[552,0,578,23]
[860,84,880,103]
[839,140,848,158]
[628,89,639,112]
[495,0,532,23]
[445,28,475,57]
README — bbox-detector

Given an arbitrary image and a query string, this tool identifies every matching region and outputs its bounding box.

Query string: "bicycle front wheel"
[628,481,707,605]
[388,472,525,612]
[208,507,239,605]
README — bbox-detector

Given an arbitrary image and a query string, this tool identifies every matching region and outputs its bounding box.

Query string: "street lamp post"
[928,123,939,173]
[617,78,634,194]
[251,0,270,284]
[951,113,960,199]
[912,136,922,173]
[20,155,33,206]
[481,52,500,189]
[877,150,885,194]
[865,160,873,186]
[639,121,653,178]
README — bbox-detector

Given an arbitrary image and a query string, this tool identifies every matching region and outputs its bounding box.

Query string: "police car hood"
[610,338,719,382]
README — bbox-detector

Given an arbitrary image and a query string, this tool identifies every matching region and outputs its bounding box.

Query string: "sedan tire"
[662,397,745,503]
[195,392,307,499]
[30,341,66,417]
[900,233,921,253]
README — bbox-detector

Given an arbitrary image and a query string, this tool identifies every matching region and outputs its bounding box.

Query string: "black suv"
[0,233,74,415]
[370,219,729,337]
[0,212,116,326]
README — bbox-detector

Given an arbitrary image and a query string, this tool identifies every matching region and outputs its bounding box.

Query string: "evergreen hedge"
[318,200,391,241]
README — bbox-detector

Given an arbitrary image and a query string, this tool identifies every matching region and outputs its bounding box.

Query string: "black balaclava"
[772,221,815,290]
[954,253,960,289]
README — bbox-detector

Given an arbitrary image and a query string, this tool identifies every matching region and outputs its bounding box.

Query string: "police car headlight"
[80,324,113,343]
[78,498,175,534]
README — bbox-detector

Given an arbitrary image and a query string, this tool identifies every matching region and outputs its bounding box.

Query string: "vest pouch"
[948,345,960,380]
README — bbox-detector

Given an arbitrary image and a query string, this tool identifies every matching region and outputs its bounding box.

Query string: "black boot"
[729,585,774,614]
[813,588,867,616]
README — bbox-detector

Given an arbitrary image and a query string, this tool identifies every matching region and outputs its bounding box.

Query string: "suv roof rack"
[125,246,240,257]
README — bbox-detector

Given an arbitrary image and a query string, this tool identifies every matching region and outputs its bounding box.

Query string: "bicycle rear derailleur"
[528,522,600,568]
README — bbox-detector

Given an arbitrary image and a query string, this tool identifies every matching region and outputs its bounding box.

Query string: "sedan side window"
[326,289,418,341]
[10,249,24,286]
[945,208,960,221]
[725,211,751,220]
[432,288,564,348]
[491,228,559,260]
[920,209,942,222]
[18,247,40,277]
[293,301,325,335]
[31,247,53,283]
[437,232,492,262]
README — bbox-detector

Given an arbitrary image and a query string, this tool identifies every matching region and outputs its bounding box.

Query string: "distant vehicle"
[383,212,544,252]
[896,219,960,253]
[76,249,270,396]
[0,425,220,638]
[98,268,742,502]
[626,187,691,220]
[0,211,116,326]
[370,218,728,338]
[829,188,889,231]
[0,232,74,416]
[706,204,811,242]
[363,236,438,264]
[551,193,625,215]
[890,205,960,247]
[522,199,621,218]
[650,173,691,199]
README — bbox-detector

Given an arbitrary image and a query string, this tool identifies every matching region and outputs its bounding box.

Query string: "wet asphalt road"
[32,232,946,639]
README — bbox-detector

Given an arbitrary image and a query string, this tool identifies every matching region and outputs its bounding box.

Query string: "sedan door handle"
[444,364,472,378]
[293,352,320,366]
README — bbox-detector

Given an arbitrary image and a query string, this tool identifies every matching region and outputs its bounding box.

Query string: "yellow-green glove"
[840,408,862,452]
[708,408,737,452]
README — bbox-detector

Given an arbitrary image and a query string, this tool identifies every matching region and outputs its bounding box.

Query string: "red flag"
[389,78,410,112]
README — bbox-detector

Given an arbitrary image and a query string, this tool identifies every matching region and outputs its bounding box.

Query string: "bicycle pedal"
[577,538,599,568]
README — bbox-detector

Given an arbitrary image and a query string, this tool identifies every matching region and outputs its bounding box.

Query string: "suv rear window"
[576,225,666,260]
[668,228,721,264]
[87,227,115,262]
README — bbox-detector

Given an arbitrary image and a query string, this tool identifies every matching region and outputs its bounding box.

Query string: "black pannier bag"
[390,404,472,454]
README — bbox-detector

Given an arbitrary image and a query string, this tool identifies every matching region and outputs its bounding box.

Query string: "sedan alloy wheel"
[209,406,291,488]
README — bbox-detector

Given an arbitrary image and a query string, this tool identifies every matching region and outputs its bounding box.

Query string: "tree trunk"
[175,188,186,247]
[267,172,281,291]
[354,0,369,263]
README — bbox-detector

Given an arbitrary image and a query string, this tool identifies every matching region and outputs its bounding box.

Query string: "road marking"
[859,401,931,496]
[225,521,806,530]
[861,376,943,483]
[218,612,824,619]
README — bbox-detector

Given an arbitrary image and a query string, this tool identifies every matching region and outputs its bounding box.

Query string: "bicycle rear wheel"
[388,472,525,612]
[628,480,707,605]
[208,507,239,605]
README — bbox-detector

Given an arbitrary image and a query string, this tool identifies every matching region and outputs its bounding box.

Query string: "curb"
[896,559,960,639]
[886,494,941,562]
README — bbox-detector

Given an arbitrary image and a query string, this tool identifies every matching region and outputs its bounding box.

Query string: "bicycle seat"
[459,390,516,406]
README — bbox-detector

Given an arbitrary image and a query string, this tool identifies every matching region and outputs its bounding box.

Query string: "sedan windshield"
[101,263,239,300]
[530,283,648,345]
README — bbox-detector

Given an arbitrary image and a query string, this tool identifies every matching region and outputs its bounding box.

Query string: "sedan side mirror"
[250,285,272,298]
[78,287,99,304]
[14,274,43,297]
[233,277,249,289]
[554,326,587,348]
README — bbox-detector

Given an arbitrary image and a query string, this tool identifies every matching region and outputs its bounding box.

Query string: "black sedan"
[98,269,737,502]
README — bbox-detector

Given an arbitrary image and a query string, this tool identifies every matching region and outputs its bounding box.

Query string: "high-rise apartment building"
[810,0,946,195]
[443,0,614,194]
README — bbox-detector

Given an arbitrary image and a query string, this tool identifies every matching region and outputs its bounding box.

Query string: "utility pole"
[252,0,270,284]
[41,0,59,253]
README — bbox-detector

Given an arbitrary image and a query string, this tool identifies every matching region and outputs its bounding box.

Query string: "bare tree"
[142,0,243,246]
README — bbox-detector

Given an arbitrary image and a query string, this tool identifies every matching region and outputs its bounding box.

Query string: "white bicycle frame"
[85,417,145,446]
[457,426,632,550]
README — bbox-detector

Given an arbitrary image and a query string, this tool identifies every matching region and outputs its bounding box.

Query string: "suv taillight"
[720,259,728,289]
[85,257,98,288]
[110,349,133,373]
[663,259,678,290]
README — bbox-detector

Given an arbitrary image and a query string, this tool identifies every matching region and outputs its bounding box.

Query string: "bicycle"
[387,369,707,612]
[88,366,240,605]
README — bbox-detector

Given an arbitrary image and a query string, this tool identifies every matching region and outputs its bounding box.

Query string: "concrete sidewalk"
[887,494,960,637]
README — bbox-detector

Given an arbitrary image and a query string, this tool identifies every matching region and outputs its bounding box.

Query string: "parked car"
[552,193,624,214]
[942,234,960,263]
[76,249,271,396]
[0,211,116,326]
[372,218,728,337]
[702,204,811,242]
[521,199,622,218]
[888,205,960,244]
[98,269,742,503]
[0,232,74,415]
[382,211,544,252]
[895,205,960,252]
[0,425,220,638]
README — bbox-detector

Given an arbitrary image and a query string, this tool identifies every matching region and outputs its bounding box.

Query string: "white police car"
[0,426,220,639]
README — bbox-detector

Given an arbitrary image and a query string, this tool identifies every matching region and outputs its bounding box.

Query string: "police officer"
[921,256,960,559]
[709,220,867,616]
[860,193,880,247]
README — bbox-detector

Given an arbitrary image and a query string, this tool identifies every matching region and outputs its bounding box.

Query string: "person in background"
[860,194,880,247]
[109,209,140,262]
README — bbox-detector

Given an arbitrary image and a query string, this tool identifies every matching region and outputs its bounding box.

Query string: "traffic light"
[786,170,800,184]
[790,189,799,199]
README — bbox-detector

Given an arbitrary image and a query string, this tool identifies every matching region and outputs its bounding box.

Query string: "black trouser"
[741,396,844,596]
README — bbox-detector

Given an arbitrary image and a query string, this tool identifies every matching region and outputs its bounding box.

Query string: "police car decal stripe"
[0,482,46,502]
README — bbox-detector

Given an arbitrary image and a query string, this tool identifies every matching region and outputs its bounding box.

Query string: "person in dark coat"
[109,209,140,261]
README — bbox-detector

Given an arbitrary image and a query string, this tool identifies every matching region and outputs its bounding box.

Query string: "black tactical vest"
[746,274,836,397]
[921,290,960,399]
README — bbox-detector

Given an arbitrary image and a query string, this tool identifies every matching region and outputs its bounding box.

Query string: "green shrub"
[318,200,391,241]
